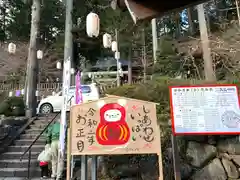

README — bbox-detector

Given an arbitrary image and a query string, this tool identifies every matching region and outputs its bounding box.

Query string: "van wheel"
[40,103,53,114]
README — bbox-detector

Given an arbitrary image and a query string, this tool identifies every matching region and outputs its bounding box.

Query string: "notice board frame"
[169,84,240,135]
[68,96,164,180]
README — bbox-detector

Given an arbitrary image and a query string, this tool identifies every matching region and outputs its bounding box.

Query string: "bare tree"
[235,0,240,27]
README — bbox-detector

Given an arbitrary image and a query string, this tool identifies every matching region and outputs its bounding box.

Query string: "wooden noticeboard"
[69,96,163,180]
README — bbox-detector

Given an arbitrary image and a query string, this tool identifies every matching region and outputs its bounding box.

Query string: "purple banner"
[75,71,83,104]
[15,90,21,97]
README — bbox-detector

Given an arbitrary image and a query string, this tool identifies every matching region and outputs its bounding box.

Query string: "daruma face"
[104,109,121,122]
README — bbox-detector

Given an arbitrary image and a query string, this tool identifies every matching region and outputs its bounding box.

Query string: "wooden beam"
[74,38,98,45]
[82,71,129,75]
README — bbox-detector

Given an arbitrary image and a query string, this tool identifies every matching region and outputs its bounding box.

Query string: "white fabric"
[51,140,63,178]
[37,144,51,162]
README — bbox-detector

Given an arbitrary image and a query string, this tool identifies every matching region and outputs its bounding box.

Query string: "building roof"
[112,0,208,21]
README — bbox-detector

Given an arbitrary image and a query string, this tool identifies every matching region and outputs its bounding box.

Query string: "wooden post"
[171,134,181,180]
[158,132,164,180]
[66,128,71,180]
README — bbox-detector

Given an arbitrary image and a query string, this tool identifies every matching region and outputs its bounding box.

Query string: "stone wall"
[185,135,240,180]
[0,116,28,149]
[99,134,240,180]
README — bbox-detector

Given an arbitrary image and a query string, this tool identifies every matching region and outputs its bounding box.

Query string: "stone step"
[14,139,46,146]
[33,122,52,126]
[0,168,41,177]
[20,133,46,139]
[7,145,45,153]
[34,118,55,122]
[38,115,57,119]
[35,117,54,121]
[24,129,44,134]
[0,159,38,168]
[0,152,39,160]
[0,158,68,169]
[29,124,49,129]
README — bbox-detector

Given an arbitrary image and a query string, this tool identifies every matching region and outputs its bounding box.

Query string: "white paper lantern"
[88,73,92,78]
[103,33,112,48]
[35,90,39,96]
[56,61,61,69]
[111,41,118,52]
[70,68,75,74]
[118,61,122,68]
[9,91,13,97]
[86,12,100,38]
[21,89,24,95]
[8,43,16,54]
[37,50,43,59]
[115,51,120,59]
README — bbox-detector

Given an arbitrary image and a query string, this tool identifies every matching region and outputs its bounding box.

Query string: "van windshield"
[80,86,91,93]
[57,86,91,95]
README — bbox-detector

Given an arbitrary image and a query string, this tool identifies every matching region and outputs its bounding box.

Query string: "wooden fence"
[0,79,145,99]
[0,83,62,91]
[0,79,145,92]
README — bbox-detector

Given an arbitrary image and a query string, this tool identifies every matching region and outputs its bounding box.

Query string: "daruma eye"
[104,109,121,122]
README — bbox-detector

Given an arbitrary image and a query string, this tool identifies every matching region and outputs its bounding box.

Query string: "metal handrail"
[20,95,74,179]
[20,113,60,160]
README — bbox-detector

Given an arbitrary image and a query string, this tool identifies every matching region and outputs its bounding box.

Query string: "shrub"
[106,76,239,123]
[0,92,7,102]
[0,97,25,117]
[105,76,240,179]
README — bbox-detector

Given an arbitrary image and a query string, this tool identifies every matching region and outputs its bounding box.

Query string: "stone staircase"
[0,115,56,179]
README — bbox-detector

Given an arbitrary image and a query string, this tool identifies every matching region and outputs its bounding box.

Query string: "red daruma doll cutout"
[96,99,130,145]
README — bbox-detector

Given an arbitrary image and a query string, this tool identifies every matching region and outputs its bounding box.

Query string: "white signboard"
[60,57,71,154]
[170,85,240,135]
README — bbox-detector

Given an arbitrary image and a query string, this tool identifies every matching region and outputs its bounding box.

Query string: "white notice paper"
[170,85,240,134]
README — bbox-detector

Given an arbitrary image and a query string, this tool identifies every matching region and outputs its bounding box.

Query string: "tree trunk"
[174,13,181,37]
[205,9,211,34]
[197,3,215,81]
[142,29,147,83]
[128,44,132,85]
[187,8,194,35]
[235,0,240,27]
[25,0,41,117]
[214,0,220,21]
[218,0,227,21]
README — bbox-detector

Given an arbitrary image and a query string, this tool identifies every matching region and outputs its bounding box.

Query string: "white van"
[37,84,100,114]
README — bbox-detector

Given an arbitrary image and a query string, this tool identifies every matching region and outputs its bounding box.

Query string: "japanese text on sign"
[70,97,162,155]
[170,85,240,135]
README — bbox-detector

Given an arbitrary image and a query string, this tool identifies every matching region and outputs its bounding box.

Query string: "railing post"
[27,148,31,179]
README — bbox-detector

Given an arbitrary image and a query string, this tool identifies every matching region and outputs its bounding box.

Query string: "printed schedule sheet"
[170,85,240,134]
